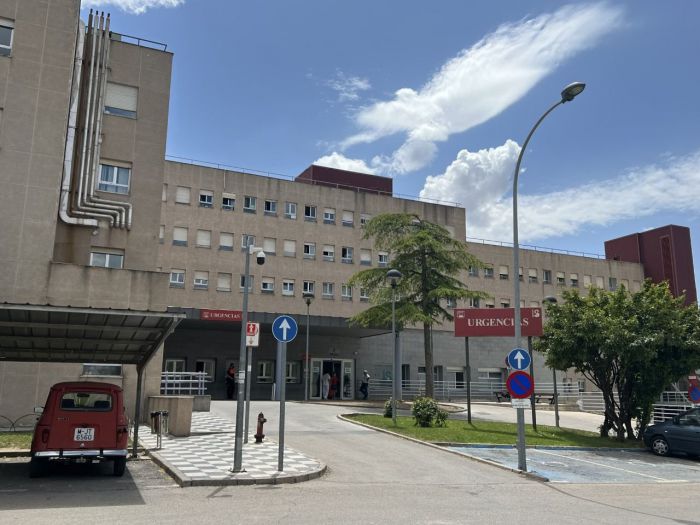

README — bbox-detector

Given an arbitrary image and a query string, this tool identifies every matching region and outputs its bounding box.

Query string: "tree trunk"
[424,322,434,398]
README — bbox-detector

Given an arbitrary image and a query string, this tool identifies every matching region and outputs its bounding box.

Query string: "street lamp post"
[513,82,585,471]
[303,292,314,401]
[387,269,402,426]
[232,241,265,473]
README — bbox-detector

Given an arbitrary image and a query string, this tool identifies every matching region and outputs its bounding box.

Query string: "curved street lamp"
[387,268,402,425]
[512,82,585,471]
[303,292,314,401]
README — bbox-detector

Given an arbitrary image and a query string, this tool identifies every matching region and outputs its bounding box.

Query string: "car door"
[667,408,700,455]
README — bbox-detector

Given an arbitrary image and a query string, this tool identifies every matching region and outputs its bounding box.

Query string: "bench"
[496,392,558,404]
[495,391,510,403]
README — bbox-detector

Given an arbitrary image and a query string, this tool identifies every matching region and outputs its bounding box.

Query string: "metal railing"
[110,32,168,51]
[160,372,208,395]
[466,237,605,260]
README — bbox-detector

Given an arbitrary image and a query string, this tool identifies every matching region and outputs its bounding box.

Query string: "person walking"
[322,371,331,399]
[360,369,370,400]
[225,364,236,400]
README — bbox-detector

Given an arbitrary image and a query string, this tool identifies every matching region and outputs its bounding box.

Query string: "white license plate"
[74,428,95,441]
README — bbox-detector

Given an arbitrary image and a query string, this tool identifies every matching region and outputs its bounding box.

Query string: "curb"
[144,447,327,488]
[0,449,30,458]
[338,413,549,482]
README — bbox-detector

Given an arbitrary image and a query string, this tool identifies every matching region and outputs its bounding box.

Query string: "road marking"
[532,449,674,481]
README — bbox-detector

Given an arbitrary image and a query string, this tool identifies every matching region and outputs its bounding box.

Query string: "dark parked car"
[30,382,129,477]
[643,407,700,458]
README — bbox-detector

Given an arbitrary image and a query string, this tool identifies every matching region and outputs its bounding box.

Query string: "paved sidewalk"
[138,411,326,486]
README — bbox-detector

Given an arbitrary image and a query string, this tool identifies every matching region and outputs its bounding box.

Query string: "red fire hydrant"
[254,412,267,443]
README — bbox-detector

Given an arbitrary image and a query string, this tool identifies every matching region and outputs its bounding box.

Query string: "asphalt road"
[1,401,698,524]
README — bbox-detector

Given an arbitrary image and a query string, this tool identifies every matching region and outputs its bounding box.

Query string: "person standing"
[360,369,370,400]
[329,372,339,400]
[322,371,331,399]
[225,364,236,400]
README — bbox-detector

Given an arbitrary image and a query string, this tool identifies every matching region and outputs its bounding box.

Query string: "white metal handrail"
[160,372,208,395]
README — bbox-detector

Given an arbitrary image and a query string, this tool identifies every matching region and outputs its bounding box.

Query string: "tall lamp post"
[303,292,314,401]
[233,241,265,473]
[543,296,560,428]
[387,269,402,425]
[513,81,585,471]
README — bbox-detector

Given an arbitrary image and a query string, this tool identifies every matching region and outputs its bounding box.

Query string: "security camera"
[256,250,266,265]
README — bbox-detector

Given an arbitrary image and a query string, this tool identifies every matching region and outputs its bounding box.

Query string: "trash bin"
[150,410,169,435]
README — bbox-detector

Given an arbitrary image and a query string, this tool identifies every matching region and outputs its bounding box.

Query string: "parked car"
[643,407,700,458]
[30,381,129,477]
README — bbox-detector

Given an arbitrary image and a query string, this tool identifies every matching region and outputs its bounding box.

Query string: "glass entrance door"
[341,360,354,400]
[311,358,322,399]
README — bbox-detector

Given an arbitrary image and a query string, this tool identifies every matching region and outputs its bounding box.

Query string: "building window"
[484,299,495,308]
[303,242,316,259]
[542,269,552,284]
[243,196,256,213]
[82,363,122,377]
[164,359,185,373]
[528,268,538,283]
[241,234,255,250]
[322,282,334,298]
[196,229,211,248]
[484,267,494,279]
[162,184,168,202]
[519,268,523,282]
[341,246,353,264]
[498,265,509,280]
[286,361,301,383]
[285,202,297,219]
[217,273,232,292]
[468,266,479,277]
[173,226,188,246]
[360,288,369,302]
[303,280,315,295]
[261,277,275,293]
[282,279,295,296]
[468,297,480,308]
[283,239,296,257]
[583,274,592,288]
[360,249,371,266]
[595,276,605,288]
[0,19,14,57]
[341,284,352,301]
[262,237,276,255]
[158,225,165,243]
[89,251,124,268]
[556,272,566,285]
[169,269,185,288]
[360,214,371,226]
[378,252,389,267]
[304,205,317,221]
[98,163,131,194]
[529,301,540,307]
[219,232,234,251]
[195,359,216,382]
[104,82,137,118]
[222,192,235,210]
[199,190,213,208]
[193,271,209,289]
[500,299,510,308]
[239,274,254,291]
[341,210,354,227]
[446,298,456,308]
[620,278,629,290]
[609,277,618,291]
[319,245,333,262]
[570,273,579,287]
[323,208,336,224]
[175,186,191,204]
[257,360,274,383]
[264,199,277,215]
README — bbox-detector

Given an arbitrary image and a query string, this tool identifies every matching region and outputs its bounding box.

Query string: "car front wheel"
[651,436,671,456]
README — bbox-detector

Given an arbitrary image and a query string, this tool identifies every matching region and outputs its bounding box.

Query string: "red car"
[30,381,129,477]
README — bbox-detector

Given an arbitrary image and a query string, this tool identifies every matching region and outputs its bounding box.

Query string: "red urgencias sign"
[200,309,242,322]
[454,307,543,337]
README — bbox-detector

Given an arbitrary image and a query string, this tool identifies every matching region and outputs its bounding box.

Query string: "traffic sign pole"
[528,337,537,432]
[278,339,286,471]
[244,345,252,444]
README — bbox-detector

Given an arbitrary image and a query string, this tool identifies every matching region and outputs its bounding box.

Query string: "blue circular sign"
[272,315,298,343]
[507,348,531,371]
[506,371,534,399]
[689,385,700,404]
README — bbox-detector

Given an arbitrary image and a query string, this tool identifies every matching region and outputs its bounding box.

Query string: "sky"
[82,0,700,285]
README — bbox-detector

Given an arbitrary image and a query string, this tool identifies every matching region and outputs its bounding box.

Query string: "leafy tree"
[348,213,485,398]
[535,281,700,440]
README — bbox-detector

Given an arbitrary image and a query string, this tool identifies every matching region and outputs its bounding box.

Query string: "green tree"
[348,213,485,398]
[535,281,700,440]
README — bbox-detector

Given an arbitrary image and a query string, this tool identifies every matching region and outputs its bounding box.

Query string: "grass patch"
[346,414,640,448]
[0,432,32,449]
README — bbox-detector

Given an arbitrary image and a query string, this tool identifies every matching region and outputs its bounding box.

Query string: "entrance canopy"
[0,304,184,366]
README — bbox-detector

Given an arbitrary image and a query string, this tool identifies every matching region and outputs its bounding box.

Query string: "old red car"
[30,381,129,477]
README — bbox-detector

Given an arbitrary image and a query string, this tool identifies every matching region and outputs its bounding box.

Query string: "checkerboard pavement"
[136,412,325,486]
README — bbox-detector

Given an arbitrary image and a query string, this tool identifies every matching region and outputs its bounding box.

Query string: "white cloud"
[420,143,700,243]
[340,3,623,175]
[82,0,184,15]
[314,152,376,174]
[326,71,371,102]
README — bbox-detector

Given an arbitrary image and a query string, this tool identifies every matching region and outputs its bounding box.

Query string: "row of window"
[165,358,301,384]
[165,185,373,227]
[169,270,368,300]
[163,227,389,265]
[0,18,13,57]
[469,265,638,292]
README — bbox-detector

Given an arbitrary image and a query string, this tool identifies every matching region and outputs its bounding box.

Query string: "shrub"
[384,397,393,418]
[412,397,440,427]
[435,409,448,427]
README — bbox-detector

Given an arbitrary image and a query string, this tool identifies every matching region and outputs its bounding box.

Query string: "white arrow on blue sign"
[507,348,531,371]
[272,315,298,343]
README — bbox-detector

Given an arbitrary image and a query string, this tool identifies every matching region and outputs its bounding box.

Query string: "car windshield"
[60,392,112,411]
[678,409,700,426]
